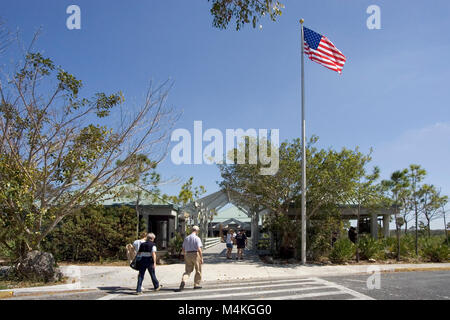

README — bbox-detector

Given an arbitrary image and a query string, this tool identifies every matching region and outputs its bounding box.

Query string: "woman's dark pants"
[136,257,159,292]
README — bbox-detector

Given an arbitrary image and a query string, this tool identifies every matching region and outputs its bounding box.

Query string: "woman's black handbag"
[130,255,141,270]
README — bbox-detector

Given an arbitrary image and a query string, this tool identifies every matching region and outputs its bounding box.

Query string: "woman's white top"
[133,239,157,252]
[226,233,236,244]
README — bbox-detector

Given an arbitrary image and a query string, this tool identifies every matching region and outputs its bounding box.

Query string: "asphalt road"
[6,270,450,300]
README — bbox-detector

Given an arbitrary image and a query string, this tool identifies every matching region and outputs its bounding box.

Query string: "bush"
[168,232,184,257]
[41,205,144,262]
[444,235,450,246]
[305,215,344,261]
[420,237,449,262]
[357,234,383,260]
[384,234,416,259]
[329,238,355,264]
[0,241,15,263]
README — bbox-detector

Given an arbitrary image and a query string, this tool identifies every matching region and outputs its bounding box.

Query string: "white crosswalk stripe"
[259,290,348,300]
[101,277,374,300]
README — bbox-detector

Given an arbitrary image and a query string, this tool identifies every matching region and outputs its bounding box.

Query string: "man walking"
[178,225,203,291]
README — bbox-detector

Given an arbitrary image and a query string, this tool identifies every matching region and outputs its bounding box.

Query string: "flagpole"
[300,18,307,265]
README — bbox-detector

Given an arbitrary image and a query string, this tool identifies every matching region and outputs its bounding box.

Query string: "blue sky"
[1,0,449,228]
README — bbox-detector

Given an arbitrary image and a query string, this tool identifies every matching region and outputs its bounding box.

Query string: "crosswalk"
[100,277,374,300]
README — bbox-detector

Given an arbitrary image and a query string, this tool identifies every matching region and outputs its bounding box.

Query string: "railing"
[204,237,221,249]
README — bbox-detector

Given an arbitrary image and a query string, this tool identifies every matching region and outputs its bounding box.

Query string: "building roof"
[99,184,179,209]
[213,205,251,223]
[212,218,251,230]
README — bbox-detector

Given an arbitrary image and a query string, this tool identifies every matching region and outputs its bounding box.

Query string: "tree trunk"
[395,202,400,261]
[444,208,449,246]
[415,202,419,256]
[136,192,141,239]
[356,203,361,262]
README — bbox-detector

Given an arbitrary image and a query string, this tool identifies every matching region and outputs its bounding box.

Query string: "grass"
[0,278,66,290]
[58,260,129,267]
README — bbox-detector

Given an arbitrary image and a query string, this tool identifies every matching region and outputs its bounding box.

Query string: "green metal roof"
[213,205,251,223]
[98,184,177,208]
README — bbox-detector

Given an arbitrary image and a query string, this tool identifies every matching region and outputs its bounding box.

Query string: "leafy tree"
[164,177,207,239]
[443,204,449,246]
[304,141,375,220]
[116,154,162,238]
[219,136,375,259]
[345,164,381,262]
[418,185,448,237]
[0,36,177,265]
[381,169,409,261]
[166,177,206,207]
[400,198,414,234]
[209,0,284,30]
[42,205,143,262]
[405,164,427,255]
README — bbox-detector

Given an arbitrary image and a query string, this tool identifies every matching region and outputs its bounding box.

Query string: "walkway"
[202,241,260,264]
[2,242,450,298]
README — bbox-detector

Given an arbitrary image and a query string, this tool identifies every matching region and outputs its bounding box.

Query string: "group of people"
[128,226,249,294]
[224,229,248,260]
[128,225,204,295]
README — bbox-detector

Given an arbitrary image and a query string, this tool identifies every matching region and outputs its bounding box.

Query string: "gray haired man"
[178,226,203,291]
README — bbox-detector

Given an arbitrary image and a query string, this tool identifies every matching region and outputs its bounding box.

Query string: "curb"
[0,291,14,299]
[2,263,448,296]
[387,266,450,273]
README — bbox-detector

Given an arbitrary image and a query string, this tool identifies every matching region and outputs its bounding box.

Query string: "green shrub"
[443,235,450,246]
[305,215,344,261]
[168,232,184,257]
[41,205,144,262]
[0,241,15,263]
[420,237,449,262]
[329,238,355,264]
[384,234,416,259]
[357,234,383,260]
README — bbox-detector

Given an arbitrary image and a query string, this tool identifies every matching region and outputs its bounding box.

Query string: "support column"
[383,215,390,238]
[251,211,259,250]
[371,212,378,239]
[251,212,256,250]
[255,211,260,249]
[143,214,149,233]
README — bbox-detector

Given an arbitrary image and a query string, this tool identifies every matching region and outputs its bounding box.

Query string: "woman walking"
[136,233,162,294]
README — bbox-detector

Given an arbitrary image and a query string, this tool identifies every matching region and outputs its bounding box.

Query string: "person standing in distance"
[224,229,236,259]
[178,226,203,291]
[235,229,248,260]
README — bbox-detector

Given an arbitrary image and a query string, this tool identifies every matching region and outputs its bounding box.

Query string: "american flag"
[303,26,346,74]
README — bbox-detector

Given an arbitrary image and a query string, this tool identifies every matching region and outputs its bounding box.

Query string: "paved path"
[202,241,260,264]
[2,243,450,298]
[8,271,450,300]
[98,276,373,300]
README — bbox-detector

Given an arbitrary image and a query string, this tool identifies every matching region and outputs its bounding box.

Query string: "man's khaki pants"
[182,252,202,286]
